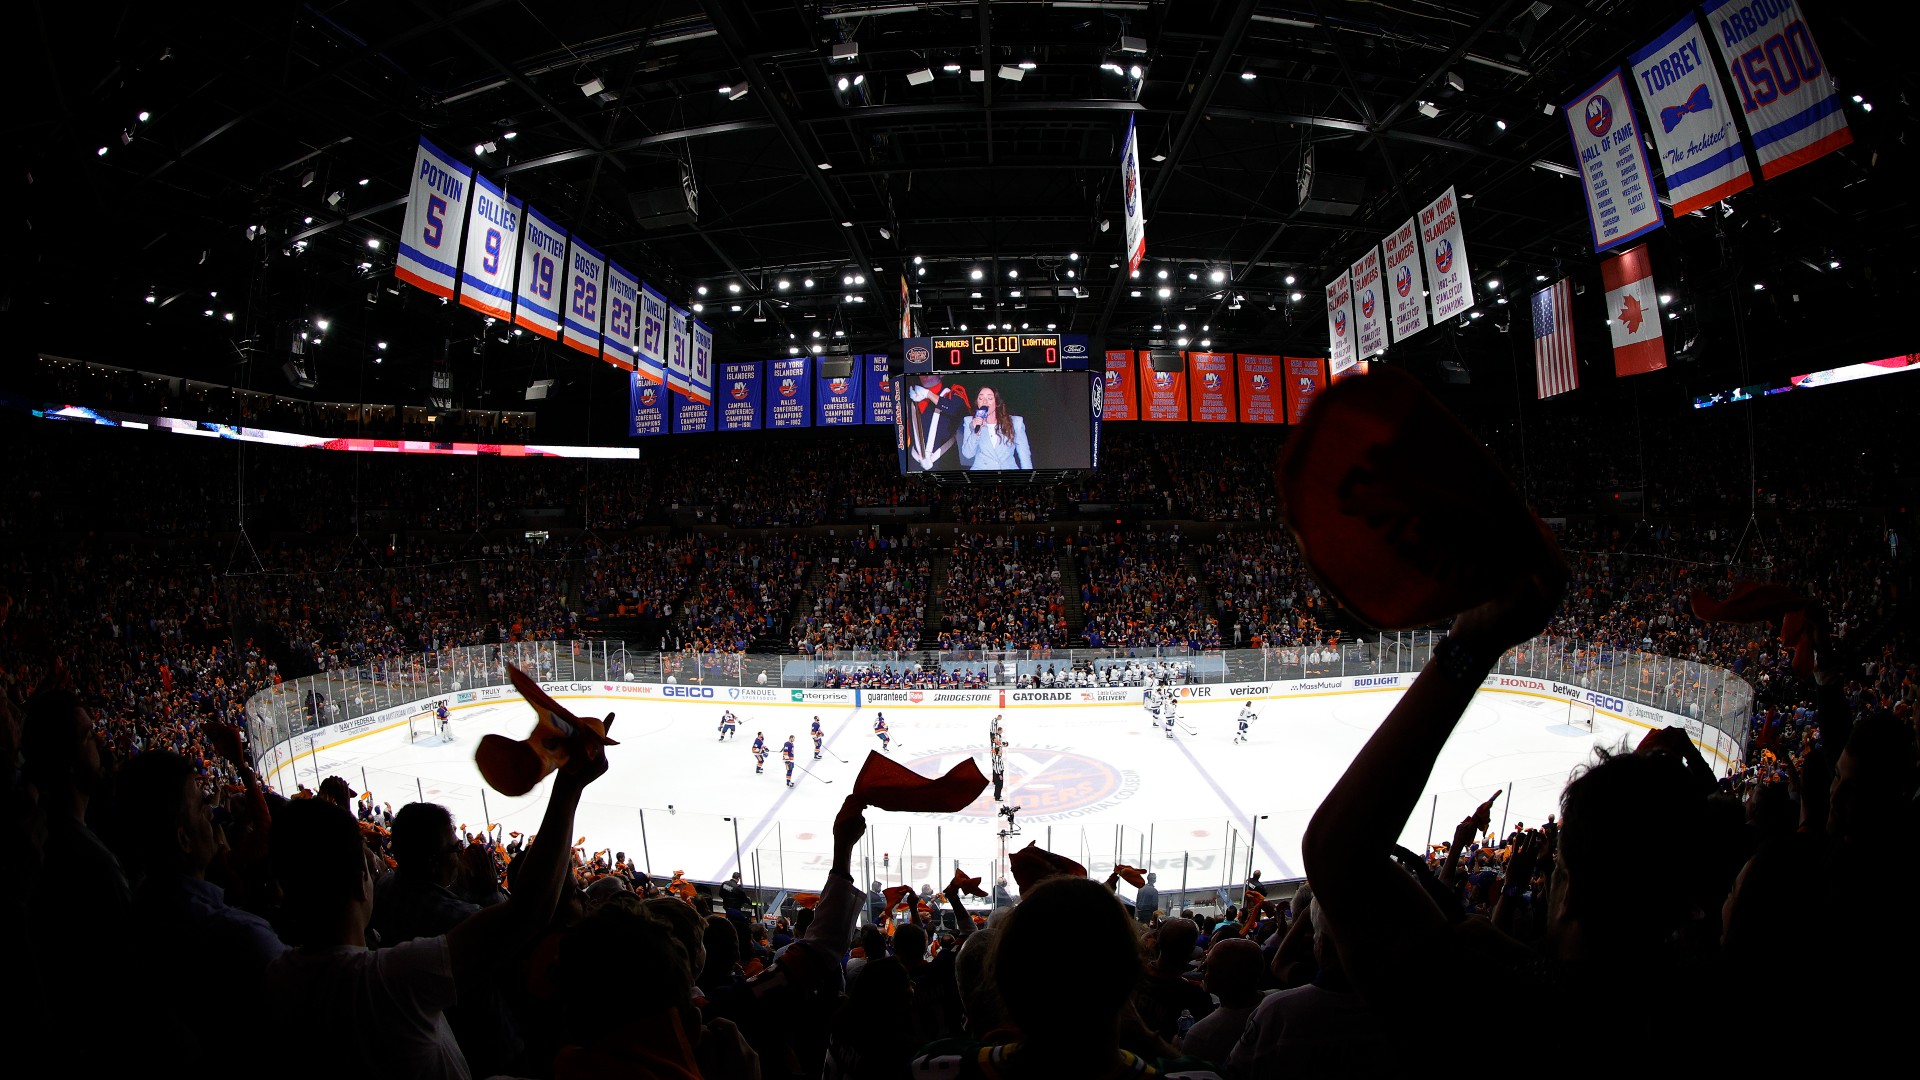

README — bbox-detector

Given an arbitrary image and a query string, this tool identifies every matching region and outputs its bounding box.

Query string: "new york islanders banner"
[395,137,473,299]
[1700,0,1850,180]
[1629,15,1754,216]
[1325,270,1356,376]
[670,391,714,434]
[1566,69,1664,253]
[816,365,863,426]
[1236,354,1282,424]
[1121,117,1147,273]
[635,283,669,383]
[1187,353,1236,422]
[1350,249,1387,360]
[600,263,641,372]
[513,204,567,339]
[560,238,608,358]
[865,355,895,426]
[1283,357,1326,424]
[1139,363,1188,422]
[666,306,692,396]
[1102,350,1138,421]
[456,174,522,322]
[628,375,667,437]
[1601,242,1668,377]
[688,319,715,405]
[718,362,764,431]
[1419,187,1474,324]
[1382,217,1429,344]
[767,358,812,428]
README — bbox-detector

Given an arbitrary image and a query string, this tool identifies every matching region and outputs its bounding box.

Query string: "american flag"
[1532,278,1579,399]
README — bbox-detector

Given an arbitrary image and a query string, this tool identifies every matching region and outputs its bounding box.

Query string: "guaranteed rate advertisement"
[895,371,1092,473]
[718,362,763,431]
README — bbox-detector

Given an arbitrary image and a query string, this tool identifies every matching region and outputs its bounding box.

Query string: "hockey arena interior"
[5,2,1914,1077]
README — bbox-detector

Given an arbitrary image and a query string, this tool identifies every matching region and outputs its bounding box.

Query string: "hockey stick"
[795,763,834,784]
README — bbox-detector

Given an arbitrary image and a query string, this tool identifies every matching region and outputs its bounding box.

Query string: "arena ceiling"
[10,0,1912,419]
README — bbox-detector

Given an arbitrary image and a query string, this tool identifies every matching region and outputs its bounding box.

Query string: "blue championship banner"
[688,319,714,405]
[1565,68,1664,253]
[601,263,641,372]
[395,137,473,299]
[816,365,863,426]
[560,236,608,358]
[864,355,895,426]
[512,204,567,339]
[1629,14,1754,217]
[671,388,714,433]
[636,283,669,384]
[1700,0,1850,180]
[628,376,667,437]
[719,362,763,431]
[455,174,522,322]
[767,358,813,429]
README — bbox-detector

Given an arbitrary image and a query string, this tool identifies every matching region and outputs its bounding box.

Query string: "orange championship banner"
[1187,352,1236,422]
[1283,356,1326,424]
[1102,350,1139,420]
[1236,354,1283,423]
[1139,357,1189,421]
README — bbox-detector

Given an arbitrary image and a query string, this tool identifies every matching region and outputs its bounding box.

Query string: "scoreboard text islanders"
[903,333,1091,372]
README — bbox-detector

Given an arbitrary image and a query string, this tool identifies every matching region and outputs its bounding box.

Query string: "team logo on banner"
[1434,239,1454,274]
[1333,310,1348,336]
[732,382,749,400]
[780,379,798,397]
[829,378,849,395]
[1395,266,1413,296]
[1584,93,1615,136]
[1105,369,1122,387]
[640,386,659,407]
[1361,290,1376,318]
[1252,373,1269,391]
[1153,371,1174,389]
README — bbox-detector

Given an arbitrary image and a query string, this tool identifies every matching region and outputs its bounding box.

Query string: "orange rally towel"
[838,751,989,827]
[1010,842,1087,891]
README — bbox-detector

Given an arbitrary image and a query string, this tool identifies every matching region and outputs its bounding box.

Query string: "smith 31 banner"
[628,376,668,437]
[600,263,641,372]
[512,204,567,339]
[1139,362,1188,422]
[1121,117,1147,274]
[767,358,813,429]
[456,174,522,322]
[1420,186,1475,324]
[688,319,714,405]
[1565,69,1664,252]
[816,365,863,426]
[1187,353,1236,422]
[1102,350,1138,421]
[636,283,669,383]
[560,237,609,358]
[864,355,895,426]
[1284,357,1326,424]
[1349,248,1387,360]
[1236,354,1283,424]
[1382,217,1429,344]
[1325,269,1356,376]
[1700,0,1850,180]
[670,390,714,434]
[666,306,692,396]
[395,137,474,299]
[1628,14,1754,216]
[718,362,763,431]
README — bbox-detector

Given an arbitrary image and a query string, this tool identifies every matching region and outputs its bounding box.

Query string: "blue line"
[1751,94,1843,149]
[399,244,456,278]
[1167,729,1298,878]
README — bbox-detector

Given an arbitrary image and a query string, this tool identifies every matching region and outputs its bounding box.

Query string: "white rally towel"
[1600,243,1667,377]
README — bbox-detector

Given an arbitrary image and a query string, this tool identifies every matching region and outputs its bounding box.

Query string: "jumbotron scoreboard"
[902,333,1092,372]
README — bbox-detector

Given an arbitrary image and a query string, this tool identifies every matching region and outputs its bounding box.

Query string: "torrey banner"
[1565,68,1664,253]
[1699,0,1850,180]
[1325,270,1356,376]
[1350,248,1387,360]
[1628,14,1753,216]
[1419,186,1475,324]
[1102,350,1139,421]
[1382,216,1430,344]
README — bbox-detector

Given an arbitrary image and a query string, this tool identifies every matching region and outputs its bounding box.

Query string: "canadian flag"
[1601,243,1666,377]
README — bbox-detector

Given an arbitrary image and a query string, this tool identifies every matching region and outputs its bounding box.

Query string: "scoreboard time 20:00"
[927,334,1063,369]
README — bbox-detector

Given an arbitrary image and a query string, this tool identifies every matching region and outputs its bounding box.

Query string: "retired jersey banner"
[1187,353,1236,422]
[1420,186,1475,324]
[1701,0,1850,179]
[1121,117,1147,273]
[666,306,692,396]
[670,390,714,434]
[635,283,669,383]
[1601,242,1668,377]
[1283,357,1326,424]
[767,358,813,429]
[865,355,895,426]
[628,375,668,437]
[600,263,641,372]
[512,204,567,339]
[1236,354,1283,424]
[395,138,473,299]
[1139,362,1188,422]
[1629,15,1754,216]
[1350,249,1387,360]
[1325,270,1356,376]
[456,174,522,322]
[1102,350,1139,421]
[688,319,714,405]
[718,362,763,431]
[560,237,608,358]
[1566,69,1664,253]
[1382,219,1429,345]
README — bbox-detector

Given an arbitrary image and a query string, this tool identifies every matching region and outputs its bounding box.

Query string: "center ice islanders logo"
[907,747,1124,818]
[731,382,749,400]
[1360,289,1376,319]
[1332,309,1348,337]
[1395,264,1414,297]
[1433,238,1454,275]
[1585,93,1614,138]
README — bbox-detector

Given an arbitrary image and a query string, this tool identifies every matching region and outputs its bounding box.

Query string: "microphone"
[974,405,988,431]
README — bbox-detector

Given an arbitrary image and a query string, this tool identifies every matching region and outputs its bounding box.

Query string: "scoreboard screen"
[903,333,1090,372]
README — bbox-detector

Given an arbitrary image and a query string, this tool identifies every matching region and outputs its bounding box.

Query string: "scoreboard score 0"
[903,333,1090,372]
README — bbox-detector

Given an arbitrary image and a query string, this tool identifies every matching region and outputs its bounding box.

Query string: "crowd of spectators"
[817,662,994,689]
[577,533,701,621]
[1194,529,1330,649]
[1078,528,1222,650]
[668,537,814,654]
[1014,658,1198,688]
[937,533,1069,651]
[790,536,931,654]
[1157,431,1286,523]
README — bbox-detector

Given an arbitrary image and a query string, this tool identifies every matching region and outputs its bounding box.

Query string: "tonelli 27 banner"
[513,204,567,339]
[1102,350,1138,421]
[1236,354,1282,424]
[636,283,669,384]
[1420,186,1475,324]
[1382,217,1429,344]
[1349,248,1387,360]
[395,138,473,298]
[1700,0,1850,180]
[1565,69,1664,253]
[1187,353,1236,422]
[456,174,521,322]
[560,237,608,358]
[601,263,641,372]
[1628,14,1754,216]
[1325,269,1356,376]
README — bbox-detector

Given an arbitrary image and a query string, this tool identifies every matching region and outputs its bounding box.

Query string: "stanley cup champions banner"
[456,174,522,322]
[560,237,608,358]
[395,138,474,299]
[1382,217,1429,344]
[1121,117,1147,274]
[512,205,567,339]
[1349,248,1387,360]
[1325,270,1356,376]
[636,283,669,384]
[1700,0,1849,179]
[1628,14,1754,216]
[1420,186,1475,324]
[1565,69,1664,253]
[600,263,641,372]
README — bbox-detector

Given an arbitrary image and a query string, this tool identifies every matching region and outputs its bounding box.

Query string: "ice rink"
[293,687,1630,905]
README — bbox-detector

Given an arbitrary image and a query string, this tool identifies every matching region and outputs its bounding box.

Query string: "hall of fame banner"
[1349,248,1387,360]
[1186,353,1236,422]
[718,362,763,431]
[395,137,474,299]
[1102,350,1139,421]
[1235,354,1283,424]
[1700,0,1849,180]
[1628,14,1753,216]
[1325,269,1356,376]
[1420,186,1475,324]
[666,306,692,396]
[688,319,714,405]
[1565,68,1664,253]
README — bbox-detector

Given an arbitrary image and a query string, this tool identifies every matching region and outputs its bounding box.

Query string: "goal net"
[408,709,443,744]
[1567,698,1596,731]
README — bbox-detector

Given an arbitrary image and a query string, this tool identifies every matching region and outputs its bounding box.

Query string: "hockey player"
[1236,700,1257,743]
[810,715,825,759]
[719,709,739,742]
[752,732,768,774]
[874,712,891,752]
[782,736,797,787]
[1163,686,1178,740]
[435,699,451,740]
